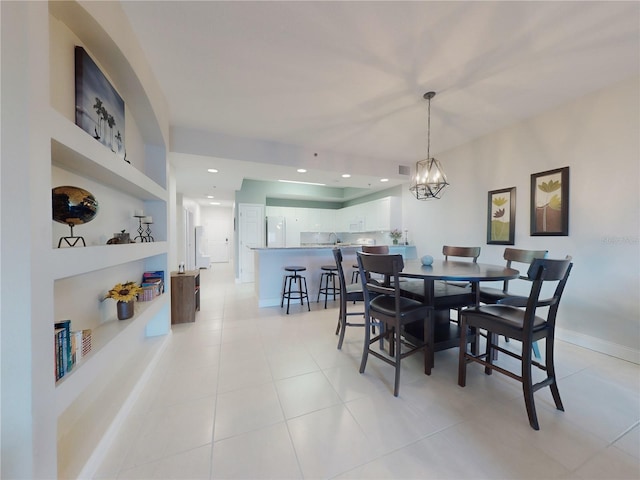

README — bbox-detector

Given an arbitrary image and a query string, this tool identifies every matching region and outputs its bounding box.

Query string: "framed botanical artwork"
[530,166,569,236]
[487,187,516,245]
[75,46,125,159]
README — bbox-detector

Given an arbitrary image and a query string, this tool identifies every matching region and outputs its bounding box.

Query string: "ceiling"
[120,1,640,207]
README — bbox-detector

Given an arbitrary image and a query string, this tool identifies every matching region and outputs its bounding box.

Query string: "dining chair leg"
[337,298,347,350]
[335,295,343,336]
[521,345,540,430]
[393,326,402,397]
[458,315,468,387]
[359,314,371,374]
[425,311,434,376]
[484,331,495,376]
[546,333,564,412]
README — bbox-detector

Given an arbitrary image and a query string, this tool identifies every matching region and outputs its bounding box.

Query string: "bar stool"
[350,264,360,284]
[317,265,340,308]
[281,266,310,314]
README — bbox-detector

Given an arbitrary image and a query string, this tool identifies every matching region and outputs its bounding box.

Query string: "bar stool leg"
[302,276,310,311]
[286,275,293,314]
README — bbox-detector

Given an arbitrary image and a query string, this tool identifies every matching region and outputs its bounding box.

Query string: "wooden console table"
[171,270,201,324]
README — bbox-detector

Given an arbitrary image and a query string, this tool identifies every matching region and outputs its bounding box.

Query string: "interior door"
[238,203,264,283]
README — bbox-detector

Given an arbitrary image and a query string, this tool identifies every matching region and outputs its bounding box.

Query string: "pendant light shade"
[409,91,449,200]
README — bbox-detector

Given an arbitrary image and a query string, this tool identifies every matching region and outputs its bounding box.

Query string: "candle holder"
[143,217,154,242]
[133,214,147,242]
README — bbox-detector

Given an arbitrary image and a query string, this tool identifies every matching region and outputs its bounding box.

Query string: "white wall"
[403,77,640,361]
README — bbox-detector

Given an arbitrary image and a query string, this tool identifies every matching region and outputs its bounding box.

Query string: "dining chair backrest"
[362,245,389,254]
[332,247,348,293]
[501,248,548,291]
[443,245,480,262]
[356,251,402,305]
[501,257,573,319]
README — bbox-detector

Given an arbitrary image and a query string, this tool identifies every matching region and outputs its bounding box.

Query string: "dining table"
[397,259,520,375]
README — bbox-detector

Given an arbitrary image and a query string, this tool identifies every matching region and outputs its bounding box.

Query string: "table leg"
[423,278,435,375]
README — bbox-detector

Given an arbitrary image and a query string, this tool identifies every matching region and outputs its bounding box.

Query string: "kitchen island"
[253,245,418,307]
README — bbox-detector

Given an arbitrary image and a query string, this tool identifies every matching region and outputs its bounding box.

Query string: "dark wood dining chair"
[362,245,389,254]
[479,248,548,358]
[357,251,430,397]
[479,248,548,304]
[333,248,365,349]
[458,257,573,430]
[443,245,481,262]
[441,245,482,321]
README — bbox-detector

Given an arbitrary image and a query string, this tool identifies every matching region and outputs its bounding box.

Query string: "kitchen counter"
[252,244,417,307]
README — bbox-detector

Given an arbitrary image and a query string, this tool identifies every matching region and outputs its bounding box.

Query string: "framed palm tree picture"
[487,187,516,245]
[531,167,569,236]
[75,46,125,160]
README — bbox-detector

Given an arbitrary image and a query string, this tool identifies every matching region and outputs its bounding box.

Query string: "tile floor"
[94,263,640,479]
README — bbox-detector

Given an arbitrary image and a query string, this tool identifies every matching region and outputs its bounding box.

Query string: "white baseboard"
[556,327,639,364]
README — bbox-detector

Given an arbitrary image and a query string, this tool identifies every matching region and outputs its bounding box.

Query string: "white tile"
[211,422,301,479]
[287,404,380,478]
[344,390,445,453]
[150,365,218,410]
[554,369,640,442]
[275,371,342,419]
[120,396,215,470]
[613,424,640,459]
[266,347,321,380]
[213,382,284,440]
[571,445,640,479]
[118,444,212,479]
[216,355,273,393]
[322,362,395,401]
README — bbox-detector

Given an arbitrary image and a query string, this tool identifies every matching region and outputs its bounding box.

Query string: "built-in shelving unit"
[37,2,173,478]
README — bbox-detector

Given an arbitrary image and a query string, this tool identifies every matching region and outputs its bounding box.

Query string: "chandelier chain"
[427,95,431,159]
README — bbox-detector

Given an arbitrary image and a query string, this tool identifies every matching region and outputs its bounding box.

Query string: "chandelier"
[409,91,449,200]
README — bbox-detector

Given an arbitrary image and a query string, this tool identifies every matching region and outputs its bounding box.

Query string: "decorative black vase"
[117,301,134,320]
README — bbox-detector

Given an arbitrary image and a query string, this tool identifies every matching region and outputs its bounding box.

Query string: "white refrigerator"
[266,216,286,247]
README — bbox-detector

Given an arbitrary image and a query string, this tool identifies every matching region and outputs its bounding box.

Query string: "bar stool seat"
[317,265,340,308]
[281,266,310,314]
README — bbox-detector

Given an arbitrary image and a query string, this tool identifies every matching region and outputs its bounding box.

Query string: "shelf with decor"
[50,108,166,200]
[50,241,168,279]
[55,293,168,416]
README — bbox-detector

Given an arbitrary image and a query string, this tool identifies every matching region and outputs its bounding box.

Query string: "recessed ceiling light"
[380,178,389,182]
[297,168,307,173]
[278,179,326,186]
[207,168,218,173]
[206,195,215,198]
[342,174,351,178]
[209,202,220,205]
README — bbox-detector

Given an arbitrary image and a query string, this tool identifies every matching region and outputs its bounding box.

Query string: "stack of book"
[141,270,164,298]
[54,320,91,382]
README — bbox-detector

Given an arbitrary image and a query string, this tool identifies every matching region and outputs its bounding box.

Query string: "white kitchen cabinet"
[364,196,401,231]
[306,208,335,232]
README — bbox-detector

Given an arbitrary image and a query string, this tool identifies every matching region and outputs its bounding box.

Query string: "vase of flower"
[389,229,403,245]
[117,300,134,320]
[105,281,142,321]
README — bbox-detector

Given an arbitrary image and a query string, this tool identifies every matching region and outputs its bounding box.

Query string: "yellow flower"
[105,281,142,302]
